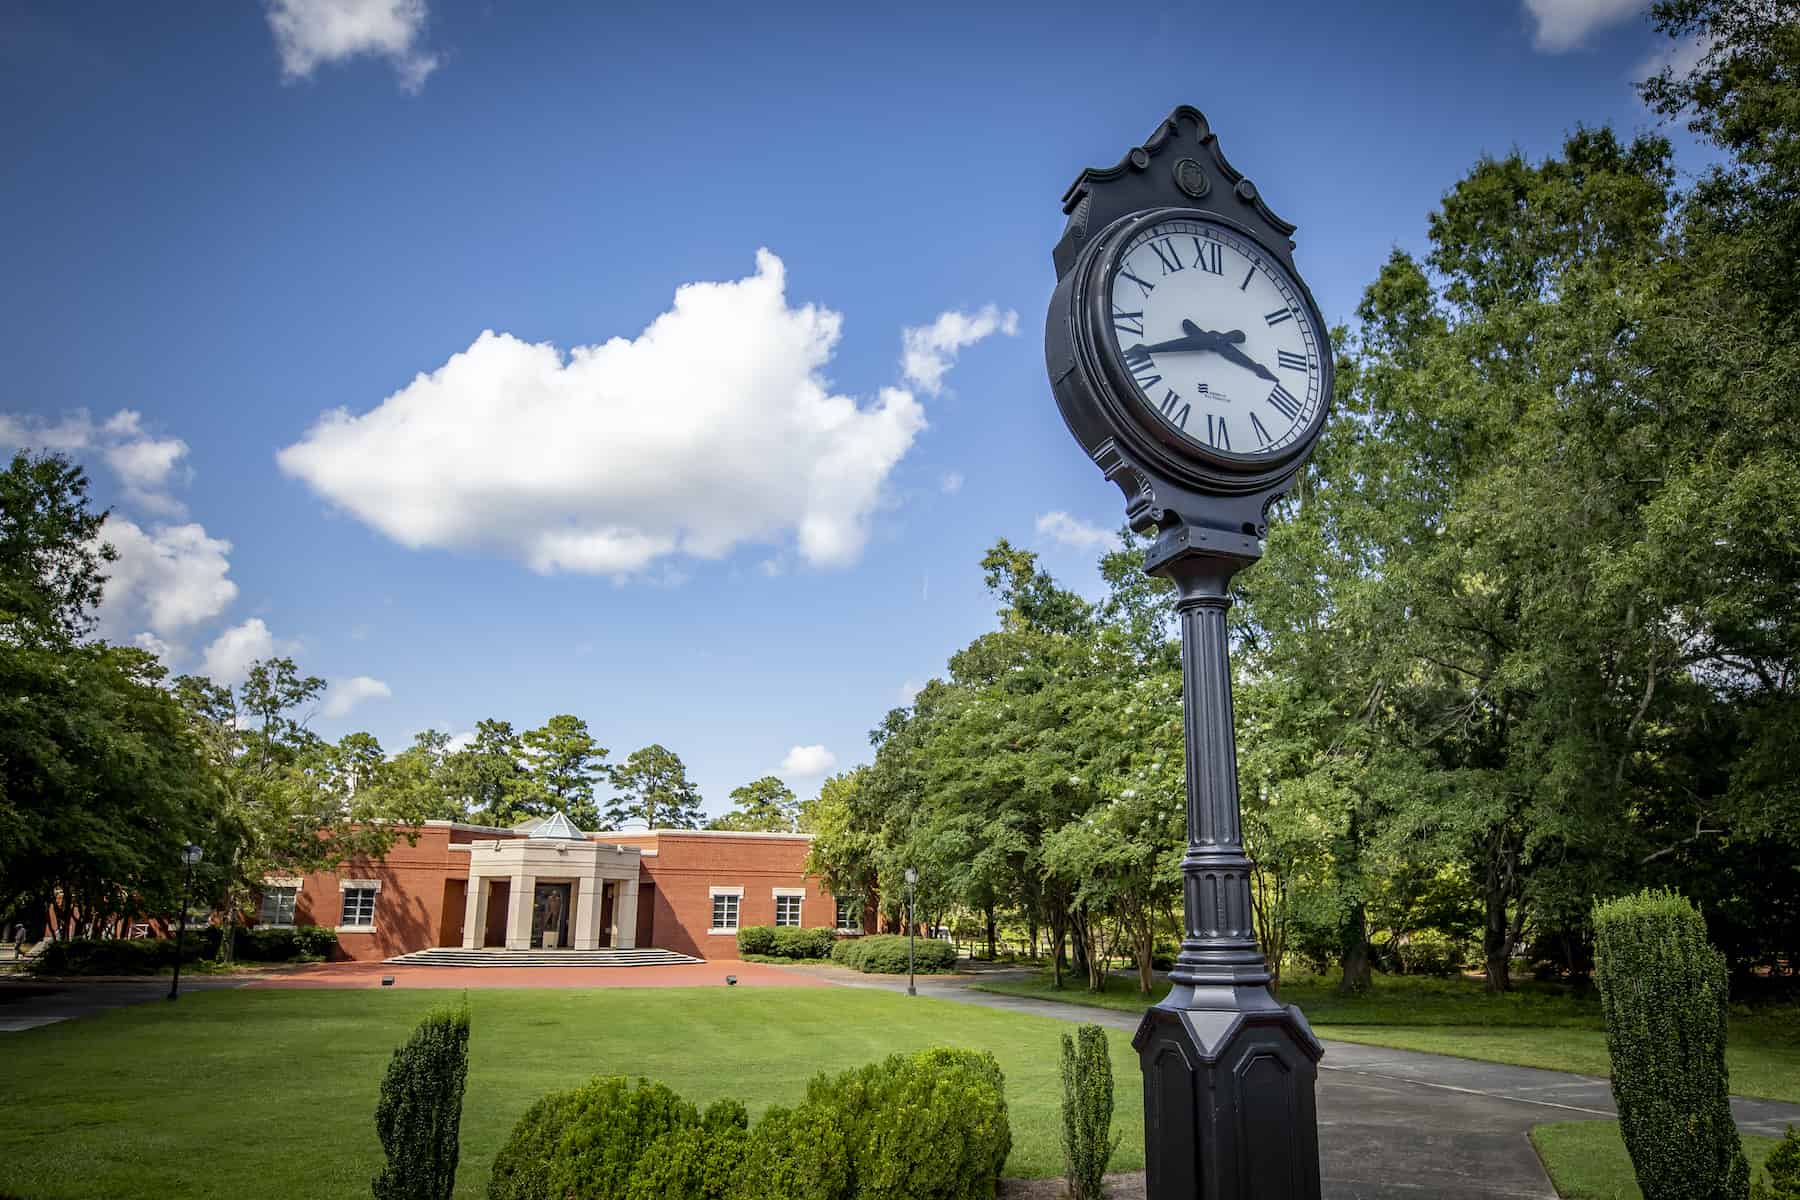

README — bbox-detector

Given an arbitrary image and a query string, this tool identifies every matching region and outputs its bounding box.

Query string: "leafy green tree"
[379,729,470,822]
[609,744,703,829]
[711,776,798,832]
[442,719,528,826]
[513,715,607,830]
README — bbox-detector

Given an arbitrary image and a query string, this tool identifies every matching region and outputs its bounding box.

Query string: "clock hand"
[1212,341,1280,383]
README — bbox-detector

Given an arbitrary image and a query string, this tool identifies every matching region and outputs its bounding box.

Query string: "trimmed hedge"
[1060,1024,1117,1200]
[490,1048,1009,1200]
[1593,889,1748,1200]
[735,925,835,961]
[829,933,957,974]
[373,1000,470,1200]
[31,925,338,974]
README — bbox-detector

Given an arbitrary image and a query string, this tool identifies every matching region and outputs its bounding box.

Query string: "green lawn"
[0,987,1139,1199]
[1531,1120,1782,1199]
[970,971,1800,1103]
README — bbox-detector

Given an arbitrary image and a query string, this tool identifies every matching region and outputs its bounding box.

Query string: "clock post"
[1044,107,1327,1200]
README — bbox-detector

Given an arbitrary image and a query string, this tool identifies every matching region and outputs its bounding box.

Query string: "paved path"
[246,958,827,990]
[0,976,248,1031]
[830,970,1800,1200]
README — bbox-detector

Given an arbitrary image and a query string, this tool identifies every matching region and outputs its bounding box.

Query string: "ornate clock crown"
[1052,105,1298,283]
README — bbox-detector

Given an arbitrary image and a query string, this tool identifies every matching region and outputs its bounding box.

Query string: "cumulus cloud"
[201,618,297,685]
[96,519,238,641]
[278,250,948,578]
[1522,0,1642,51]
[322,675,392,719]
[1638,30,1713,85]
[900,305,1018,395]
[780,744,838,777]
[1,407,190,515]
[264,0,439,91]
[1035,511,1122,553]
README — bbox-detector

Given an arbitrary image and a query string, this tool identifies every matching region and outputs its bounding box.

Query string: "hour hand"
[1214,341,1278,383]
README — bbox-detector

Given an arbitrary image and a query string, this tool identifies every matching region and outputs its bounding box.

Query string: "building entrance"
[531,882,572,949]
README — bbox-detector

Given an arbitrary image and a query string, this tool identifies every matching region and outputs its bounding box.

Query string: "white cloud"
[444,729,476,754]
[780,744,838,777]
[900,305,1018,395]
[265,0,440,91]
[200,618,297,685]
[133,632,174,661]
[322,675,392,720]
[278,250,939,578]
[1035,511,1122,553]
[1,407,190,515]
[940,471,964,495]
[96,518,238,641]
[898,679,923,706]
[1522,0,1642,51]
[1638,31,1712,84]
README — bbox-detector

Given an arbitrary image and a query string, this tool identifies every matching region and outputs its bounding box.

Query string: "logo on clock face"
[1107,218,1323,460]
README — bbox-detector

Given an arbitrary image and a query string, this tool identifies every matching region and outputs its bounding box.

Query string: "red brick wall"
[608,831,838,960]
[283,826,474,963]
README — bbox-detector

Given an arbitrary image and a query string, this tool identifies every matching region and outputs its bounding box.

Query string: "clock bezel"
[1074,207,1333,487]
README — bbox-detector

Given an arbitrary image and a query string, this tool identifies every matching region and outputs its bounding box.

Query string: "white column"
[505,873,533,950]
[461,873,484,949]
[615,878,640,950]
[573,875,602,950]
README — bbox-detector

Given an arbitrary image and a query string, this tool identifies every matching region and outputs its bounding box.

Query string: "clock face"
[1106,217,1325,460]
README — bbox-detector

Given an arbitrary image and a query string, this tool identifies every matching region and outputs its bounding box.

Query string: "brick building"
[256,814,854,963]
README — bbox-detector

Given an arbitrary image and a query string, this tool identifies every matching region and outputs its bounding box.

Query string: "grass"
[1531,1120,1783,1199]
[0,986,1139,1199]
[971,970,1800,1103]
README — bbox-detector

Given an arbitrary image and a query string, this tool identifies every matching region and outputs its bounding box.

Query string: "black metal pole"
[167,856,194,1002]
[1134,545,1323,1200]
[906,881,917,997]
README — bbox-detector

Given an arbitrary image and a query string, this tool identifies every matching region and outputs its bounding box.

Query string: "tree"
[176,659,404,962]
[516,715,607,830]
[0,450,111,648]
[609,744,703,829]
[379,729,470,822]
[711,776,798,833]
[442,720,528,826]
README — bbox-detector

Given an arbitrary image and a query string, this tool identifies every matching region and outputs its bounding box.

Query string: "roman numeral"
[1277,350,1309,372]
[1112,306,1145,337]
[1250,413,1272,446]
[1158,390,1191,430]
[1265,307,1294,326]
[1267,382,1301,421]
[1150,240,1184,274]
[1206,414,1230,450]
[1191,238,1223,274]
[1240,267,1257,291]
[1124,344,1161,390]
[1119,268,1156,298]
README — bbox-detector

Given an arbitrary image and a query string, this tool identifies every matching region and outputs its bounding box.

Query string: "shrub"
[238,925,339,962]
[373,1000,470,1200]
[830,933,956,975]
[804,1045,1010,1200]
[624,1101,748,1200]
[735,1102,850,1200]
[1753,1125,1800,1200]
[1060,1025,1118,1200]
[549,1077,698,1200]
[770,926,834,960]
[1593,889,1749,1200]
[32,927,225,975]
[488,1091,583,1200]
[736,926,776,957]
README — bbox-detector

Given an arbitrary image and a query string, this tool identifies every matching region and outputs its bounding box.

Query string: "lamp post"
[904,866,918,997]
[167,843,203,1002]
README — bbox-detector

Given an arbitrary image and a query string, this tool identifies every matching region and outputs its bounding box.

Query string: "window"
[340,886,377,929]
[834,895,861,932]
[259,886,297,928]
[774,894,802,927]
[711,892,740,932]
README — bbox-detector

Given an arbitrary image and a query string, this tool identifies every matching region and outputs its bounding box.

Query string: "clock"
[1104,214,1325,462]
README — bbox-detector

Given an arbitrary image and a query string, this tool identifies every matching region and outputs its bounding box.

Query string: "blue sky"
[1,1,1702,819]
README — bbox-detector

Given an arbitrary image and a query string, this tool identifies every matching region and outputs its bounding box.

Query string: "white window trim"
[771,888,805,897]
[338,882,380,933]
[258,885,299,930]
[708,887,742,935]
[773,889,804,928]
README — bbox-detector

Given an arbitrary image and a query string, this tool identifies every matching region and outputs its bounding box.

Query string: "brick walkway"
[246,957,828,990]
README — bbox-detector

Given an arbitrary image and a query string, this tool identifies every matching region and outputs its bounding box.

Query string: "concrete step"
[383,947,703,968]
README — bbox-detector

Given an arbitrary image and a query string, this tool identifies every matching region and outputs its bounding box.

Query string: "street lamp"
[904,866,918,997]
[168,843,203,1002]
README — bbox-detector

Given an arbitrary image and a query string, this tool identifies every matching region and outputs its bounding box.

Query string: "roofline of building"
[597,828,814,841]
